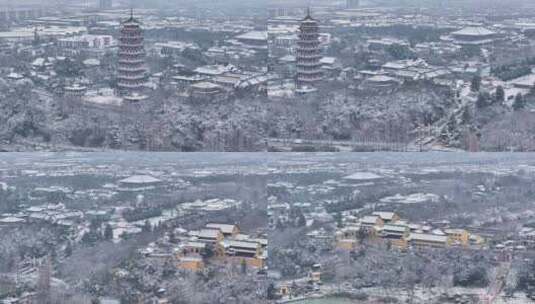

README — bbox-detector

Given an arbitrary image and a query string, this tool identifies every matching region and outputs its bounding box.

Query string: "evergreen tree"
[518,260,535,297]
[495,86,505,102]
[267,282,277,300]
[334,212,343,228]
[104,224,113,240]
[462,107,471,123]
[297,213,306,227]
[513,93,525,111]
[240,259,247,274]
[168,229,176,243]
[64,242,72,257]
[470,75,481,92]
[476,93,487,108]
[276,219,285,230]
[142,220,152,233]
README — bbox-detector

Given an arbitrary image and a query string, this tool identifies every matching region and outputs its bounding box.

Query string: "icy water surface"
[293,298,357,304]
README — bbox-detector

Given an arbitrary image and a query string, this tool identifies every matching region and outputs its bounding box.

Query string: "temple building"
[64,84,87,98]
[296,8,323,92]
[117,10,147,98]
[449,27,498,45]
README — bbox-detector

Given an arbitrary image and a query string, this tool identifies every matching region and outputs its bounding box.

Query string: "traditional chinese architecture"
[296,8,323,90]
[450,27,498,45]
[117,10,147,97]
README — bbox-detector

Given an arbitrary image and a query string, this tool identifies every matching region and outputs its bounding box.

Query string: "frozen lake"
[1,152,534,179]
[0,151,533,166]
[292,297,357,304]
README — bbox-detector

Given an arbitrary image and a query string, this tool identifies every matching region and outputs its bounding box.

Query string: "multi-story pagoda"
[117,9,147,96]
[296,8,323,90]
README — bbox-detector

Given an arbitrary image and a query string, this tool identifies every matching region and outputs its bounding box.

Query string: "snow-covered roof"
[172,75,206,81]
[383,59,426,70]
[361,215,380,225]
[367,75,397,83]
[372,211,397,221]
[444,228,466,235]
[279,55,296,62]
[222,240,259,249]
[190,81,222,90]
[206,223,237,234]
[451,27,496,37]
[198,229,221,239]
[32,58,47,67]
[343,172,382,180]
[408,233,448,243]
[118,175,161,185]
[64,84,87,91]
[510,74,535,88]
[7,72,24,80]
[381,224,407,233]
[0,217,25,223]
[235,31,268,41]
[123,93,148,102]
[319,56,336,65]
[194,65,231,76]
[83,58,101,66]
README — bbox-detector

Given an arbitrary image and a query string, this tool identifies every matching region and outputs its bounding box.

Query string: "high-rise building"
[346,0,360,9]
[99,0,112,9]
[296,8,323,89]
[117,10,147,96]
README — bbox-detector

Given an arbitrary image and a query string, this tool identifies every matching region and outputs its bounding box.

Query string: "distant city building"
[57,34,113,49]
[117,10,147,96]
[0,7,44,22]
[99,0,113,10]
[268,7,302,18]
[296,9,323,90]
[154,41,197,56]
[268,8,289,18]
[346,0,360,9]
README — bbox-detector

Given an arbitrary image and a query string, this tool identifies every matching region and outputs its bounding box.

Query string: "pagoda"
[296,8,323,90]
[117,9,147,96]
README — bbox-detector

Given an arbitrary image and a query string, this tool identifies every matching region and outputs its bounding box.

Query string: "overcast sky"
[1,0,534,10]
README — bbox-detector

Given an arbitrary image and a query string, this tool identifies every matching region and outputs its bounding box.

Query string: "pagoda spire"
[303,6,315,20]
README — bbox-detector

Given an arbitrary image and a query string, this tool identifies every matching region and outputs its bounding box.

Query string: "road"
[264,137,414,152]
